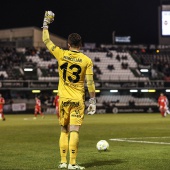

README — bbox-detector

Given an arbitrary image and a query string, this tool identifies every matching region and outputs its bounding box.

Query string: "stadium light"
[53,90,58,93]
[140,69,149,72]
[130,89,138,92]
[156,49,160,53]
[110,90,118,93]
[141,89,156,93]
[32,90,41,93]
[24,68,33,71]
[148,89,156,92]
[166,89,170,92]
[141,89,148,92]
[95,90,100,93]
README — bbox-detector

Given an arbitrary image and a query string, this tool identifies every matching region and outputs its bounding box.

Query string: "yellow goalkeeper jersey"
[43,30,94,100]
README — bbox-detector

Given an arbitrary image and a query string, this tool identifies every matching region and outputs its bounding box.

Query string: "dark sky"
[0,0,161,45]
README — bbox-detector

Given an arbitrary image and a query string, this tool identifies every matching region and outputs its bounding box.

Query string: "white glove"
[42,11,55,28]
[87,98,96,115]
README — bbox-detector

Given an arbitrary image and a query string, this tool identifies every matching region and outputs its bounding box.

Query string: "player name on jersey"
[63,56,82,62]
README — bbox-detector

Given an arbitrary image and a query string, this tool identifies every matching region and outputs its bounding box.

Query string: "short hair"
[68,33,82,48]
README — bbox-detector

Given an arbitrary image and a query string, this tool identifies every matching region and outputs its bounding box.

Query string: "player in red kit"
[33,96,44,119]
[158,93,169,117]
[53,94,59,118]
[0,94,5,121]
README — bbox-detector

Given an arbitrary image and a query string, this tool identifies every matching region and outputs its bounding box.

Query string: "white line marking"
[110,137,170,145]
[114,136,170,140]
[23,118,57,121]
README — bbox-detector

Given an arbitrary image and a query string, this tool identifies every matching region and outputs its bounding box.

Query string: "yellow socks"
[69,131,79,165]
[59,131,79,165]
[59,132,69,163]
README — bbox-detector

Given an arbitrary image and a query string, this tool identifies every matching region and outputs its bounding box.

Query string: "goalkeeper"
[42,11,96,170]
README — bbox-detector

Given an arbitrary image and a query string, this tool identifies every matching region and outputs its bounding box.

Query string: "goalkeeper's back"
[42,30,94,100]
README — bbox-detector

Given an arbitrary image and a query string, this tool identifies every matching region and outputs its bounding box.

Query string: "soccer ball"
[96,140,109,151]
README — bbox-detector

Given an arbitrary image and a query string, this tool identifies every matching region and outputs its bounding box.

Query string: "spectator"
[106,51,113,58]
[116,54,121,61]
[94,57,100,62]
[0,74,4,80]
[129,100,135,108]
[107,64,114,71]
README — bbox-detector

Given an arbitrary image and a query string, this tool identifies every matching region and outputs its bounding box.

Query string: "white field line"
[24,118,56,121]
[110,137,170,145]
[115,136,170,139]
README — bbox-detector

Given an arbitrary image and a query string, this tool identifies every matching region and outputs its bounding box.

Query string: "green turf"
[1,113,170,170]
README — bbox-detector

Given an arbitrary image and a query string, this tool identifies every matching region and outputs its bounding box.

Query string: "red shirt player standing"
[158,93,169,117]
[53,95,59,118]
[34,97,44,119]
[0,94,5,121]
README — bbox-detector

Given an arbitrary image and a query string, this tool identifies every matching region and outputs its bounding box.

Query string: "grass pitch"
[1,113,170,170]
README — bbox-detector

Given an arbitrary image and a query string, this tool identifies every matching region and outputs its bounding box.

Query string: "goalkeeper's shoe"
[58,162,67,169]
[68,164,85,170]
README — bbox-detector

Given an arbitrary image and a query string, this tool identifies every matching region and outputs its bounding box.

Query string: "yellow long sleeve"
[86,74,95,92]
[42,29,54,49]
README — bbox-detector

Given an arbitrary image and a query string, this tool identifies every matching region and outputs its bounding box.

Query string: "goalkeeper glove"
[42,11,55,29]
[87,98,96,115]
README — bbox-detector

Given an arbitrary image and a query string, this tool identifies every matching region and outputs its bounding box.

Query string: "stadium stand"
[132,50,170,81]
[84,50,149,81]
[0,46,165,113]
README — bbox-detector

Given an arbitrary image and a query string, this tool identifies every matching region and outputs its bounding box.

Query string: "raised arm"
[42,11,55,47]
[42,11,62,58]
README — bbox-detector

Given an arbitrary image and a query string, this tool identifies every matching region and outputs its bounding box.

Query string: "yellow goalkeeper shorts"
[58,97,85,126]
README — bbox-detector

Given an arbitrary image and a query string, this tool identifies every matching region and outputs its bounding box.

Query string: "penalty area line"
[24,118,31,120]
[23,118,57,121]
[118,136,170,139]
[110,138,170,145]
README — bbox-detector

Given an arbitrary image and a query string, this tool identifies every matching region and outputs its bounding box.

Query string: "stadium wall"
[0,27,67,48]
